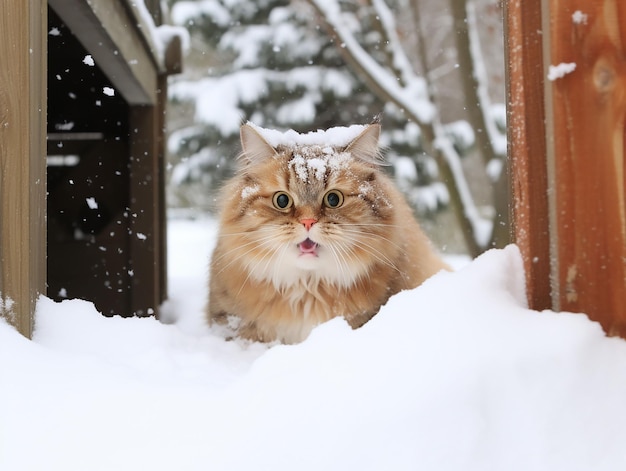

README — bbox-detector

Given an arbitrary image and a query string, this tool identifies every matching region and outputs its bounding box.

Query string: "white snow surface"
[3,218,626,470]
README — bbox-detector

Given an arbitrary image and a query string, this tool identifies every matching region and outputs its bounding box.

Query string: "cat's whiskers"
[213,225,291,258]
[218,225,401,289]
[332,244,353,282]
[211,235,275,267]
[339,228,407,254]
[255,240,289,287]
[346,237,403,274]
[270,242,292,291]
[335,222,403,228]
[326,241,361,286]
[355,243,402,274]
[213,233,287,275]
[217,224,294,239]
[235,243,281,298]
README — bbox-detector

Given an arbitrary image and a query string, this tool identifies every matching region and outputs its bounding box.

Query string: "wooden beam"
[546,0,626,334]
[128,105,163,316]
[504,0,552,311]
[49,0,158,104]
[0,0,47,337]
[163,35,184,76]
[157,76,169,305]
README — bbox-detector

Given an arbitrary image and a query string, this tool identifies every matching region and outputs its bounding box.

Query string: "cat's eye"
[323,190,344,208]
[272,191,293,210]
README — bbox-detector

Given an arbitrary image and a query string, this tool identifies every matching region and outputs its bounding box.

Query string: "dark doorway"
[47,7,134,316]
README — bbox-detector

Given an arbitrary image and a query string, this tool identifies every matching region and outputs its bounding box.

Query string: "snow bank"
[2,219,626,470]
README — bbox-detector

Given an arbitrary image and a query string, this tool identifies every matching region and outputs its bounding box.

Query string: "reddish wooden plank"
[548,0,626,334]
[505,0,552,311]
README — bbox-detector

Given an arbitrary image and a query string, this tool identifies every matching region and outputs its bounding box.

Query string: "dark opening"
[47,7,133,316]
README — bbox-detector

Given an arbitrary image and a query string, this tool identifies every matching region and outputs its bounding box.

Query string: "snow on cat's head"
[246,122,369,149]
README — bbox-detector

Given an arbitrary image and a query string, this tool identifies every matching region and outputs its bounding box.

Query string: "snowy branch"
[308,0,435,124]
[465,0,506,159]
[368,0,415,88]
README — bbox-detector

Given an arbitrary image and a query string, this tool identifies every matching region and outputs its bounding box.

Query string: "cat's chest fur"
[210,247,407,344]
[215,276,358,344]
[207,122,449,344]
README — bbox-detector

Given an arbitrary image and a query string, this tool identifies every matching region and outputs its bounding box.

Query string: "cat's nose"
[301,218,317,231]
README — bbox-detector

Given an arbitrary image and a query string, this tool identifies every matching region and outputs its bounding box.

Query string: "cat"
[207,121,449,344]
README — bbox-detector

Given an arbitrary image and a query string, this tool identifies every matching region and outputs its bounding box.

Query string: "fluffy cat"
[208,121,449,344]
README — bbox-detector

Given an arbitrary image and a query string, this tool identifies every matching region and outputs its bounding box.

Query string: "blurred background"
[163,0,506,256]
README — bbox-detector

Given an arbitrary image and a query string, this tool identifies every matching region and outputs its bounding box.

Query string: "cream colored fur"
[208,123,449,344]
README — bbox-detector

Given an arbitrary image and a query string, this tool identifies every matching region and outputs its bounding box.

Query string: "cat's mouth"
[298,238,319,256]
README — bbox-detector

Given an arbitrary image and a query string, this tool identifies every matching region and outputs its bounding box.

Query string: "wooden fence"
[507,0,626,335]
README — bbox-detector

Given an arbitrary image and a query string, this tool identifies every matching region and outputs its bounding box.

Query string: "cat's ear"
[239,122,278,164]
[344,123,386,166]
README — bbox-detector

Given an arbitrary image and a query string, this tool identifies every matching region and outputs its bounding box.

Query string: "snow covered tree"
[165,0,449,220]
[306,0,507,255]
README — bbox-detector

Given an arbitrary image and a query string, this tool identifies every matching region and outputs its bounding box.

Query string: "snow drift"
[2,219,626,471]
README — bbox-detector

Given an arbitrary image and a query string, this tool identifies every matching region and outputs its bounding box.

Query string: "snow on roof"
[130,0,189,70]
[248,122,367,148]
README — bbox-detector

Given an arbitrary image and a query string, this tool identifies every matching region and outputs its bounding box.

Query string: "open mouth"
[298,238,318,256]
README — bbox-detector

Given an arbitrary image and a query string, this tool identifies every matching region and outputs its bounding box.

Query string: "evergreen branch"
[308,0,435,125]
[365,0,414,88]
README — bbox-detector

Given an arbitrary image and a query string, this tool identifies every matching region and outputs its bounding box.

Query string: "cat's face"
[219,123,397,289]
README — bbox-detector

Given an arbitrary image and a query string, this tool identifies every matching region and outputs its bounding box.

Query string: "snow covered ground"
[3,217,626,471]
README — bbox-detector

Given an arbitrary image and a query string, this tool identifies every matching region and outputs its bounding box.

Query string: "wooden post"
[546,0,626,334]
[0,0,47,337]
[505,0,552,311]
[129,105,163,317]
[157,76,169,305]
